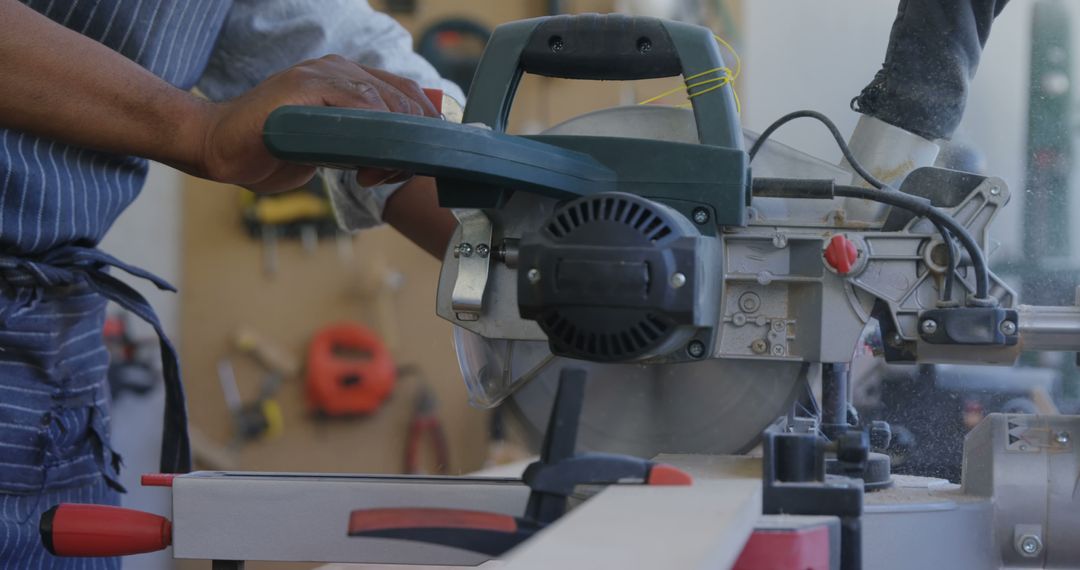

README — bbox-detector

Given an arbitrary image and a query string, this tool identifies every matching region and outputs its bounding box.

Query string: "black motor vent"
[517,192,706,362]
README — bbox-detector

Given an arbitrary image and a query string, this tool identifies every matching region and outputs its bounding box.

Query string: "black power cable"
[748,110,991,304]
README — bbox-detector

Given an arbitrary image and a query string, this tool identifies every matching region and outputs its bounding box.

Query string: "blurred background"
[100,0,1080,568]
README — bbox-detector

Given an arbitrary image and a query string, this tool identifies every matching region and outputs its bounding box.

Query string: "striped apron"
[0,1,232,567]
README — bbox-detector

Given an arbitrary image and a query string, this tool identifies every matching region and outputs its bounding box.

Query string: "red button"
[824,234,858,275]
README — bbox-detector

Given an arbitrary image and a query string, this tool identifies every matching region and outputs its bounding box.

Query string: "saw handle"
[464,13,741,149]
[519,14,682,81]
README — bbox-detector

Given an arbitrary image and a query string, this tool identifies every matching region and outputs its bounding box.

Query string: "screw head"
[989,185,1001,196]
[670,272,687,288]
[1056,431,1071,445]
[686,340,706,358]
[475,244,490,258]
[1018,535,1042,557]
[457,242,473,257]
[738,292,761,313]
[751,339,768,354]
[771,344,786,356]
[887,332,904,348]
[920,319,938,335]
[526,268,541,284]
[1000,320,1017,335]
[772,233,788,248]
[692,207,710,225]
[549,35,564,52]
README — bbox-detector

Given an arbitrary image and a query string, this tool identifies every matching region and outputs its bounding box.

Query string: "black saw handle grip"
[464,13,741,149]
[519,14,681,81]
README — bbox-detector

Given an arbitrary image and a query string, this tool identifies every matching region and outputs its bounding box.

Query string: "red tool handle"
[40,504,172,557]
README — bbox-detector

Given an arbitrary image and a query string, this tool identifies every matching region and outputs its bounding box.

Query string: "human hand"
[191,55,437,193]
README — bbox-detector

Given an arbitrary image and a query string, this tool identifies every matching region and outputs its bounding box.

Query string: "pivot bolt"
[527,268,541,284]
[920,319,938,335]
[1000,320,1017,335]
[454,243,473,258]
[692,207,710,225]
[1017,534,1043,558]
[686,340,706,359]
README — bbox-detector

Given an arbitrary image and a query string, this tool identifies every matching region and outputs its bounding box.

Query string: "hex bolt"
[738,292,761,313]
[686,340,706,359]
[920,319,938,335]
[751,339,768,354]
[670,272,687,289]
[771,344,786,356]
[692,207,710,225]
[527,268,541,284]
[1000,320,1017,335]
[1056,431,1071,445]
[1017,535,1042,558]
[475,244,490,258]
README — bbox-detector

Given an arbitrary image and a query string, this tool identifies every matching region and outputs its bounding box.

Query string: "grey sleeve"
[197,0,464,230]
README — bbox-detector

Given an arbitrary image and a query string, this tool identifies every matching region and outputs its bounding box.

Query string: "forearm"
[383,177,457,259]
[0,1,210,171]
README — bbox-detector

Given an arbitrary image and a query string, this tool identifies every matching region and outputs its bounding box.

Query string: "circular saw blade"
[497,106,808,456]
[509,357,806,456]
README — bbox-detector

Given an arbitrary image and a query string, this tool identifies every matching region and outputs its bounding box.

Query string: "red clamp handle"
[40,504,172,557]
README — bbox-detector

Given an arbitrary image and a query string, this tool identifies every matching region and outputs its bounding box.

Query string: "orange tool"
[305,323,396,416]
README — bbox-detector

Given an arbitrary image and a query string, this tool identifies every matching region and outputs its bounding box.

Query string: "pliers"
[404,385,450,475]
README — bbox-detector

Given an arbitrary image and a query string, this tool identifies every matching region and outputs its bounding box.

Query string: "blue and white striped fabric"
[1,1,461,566]
[0,476,121,569]
[0,0,233,255]
[1,1,232,567]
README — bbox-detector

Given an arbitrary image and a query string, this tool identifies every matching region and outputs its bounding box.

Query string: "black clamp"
[348,368,691,556]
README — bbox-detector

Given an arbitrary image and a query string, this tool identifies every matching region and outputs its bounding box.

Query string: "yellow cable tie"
[637,33,742,113]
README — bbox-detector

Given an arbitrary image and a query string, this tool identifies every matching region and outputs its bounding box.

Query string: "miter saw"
[40,9,1080,570]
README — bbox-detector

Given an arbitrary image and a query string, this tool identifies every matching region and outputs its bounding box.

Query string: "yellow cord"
[638,34,742,113]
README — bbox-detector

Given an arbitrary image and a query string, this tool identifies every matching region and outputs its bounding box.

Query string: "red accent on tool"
[646,464,694,486]
[823,234,859,275]
[306,322,396,416]
[40,504,172,557]
[732,526,832,570]
[349,508,518,534]
[140,473,177,487]
[422,88,444,114]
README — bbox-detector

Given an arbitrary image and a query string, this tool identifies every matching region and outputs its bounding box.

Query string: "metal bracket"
[450,209,494,321]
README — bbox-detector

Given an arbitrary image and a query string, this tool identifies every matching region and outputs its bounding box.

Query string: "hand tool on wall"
[217,358,285,447]
[306,322,396,417]
[239,172,340,277]
[348,368,692,556]
[404,385,450,474]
